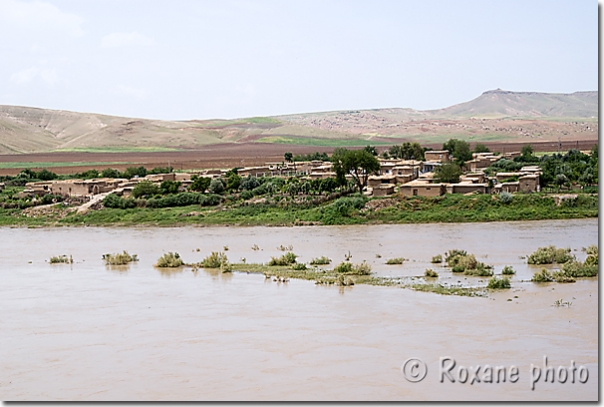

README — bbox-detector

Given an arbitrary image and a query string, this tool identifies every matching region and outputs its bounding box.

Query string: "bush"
[424,269,439,278]
[268,252,298,266]
[189,176,211,192]
[155,252,183,268]
[160,180,181,194]
[464,263,494,277]
[551,271,576,283]
[103,193,136,209]
[386,258,404,265]
[208,178,225,194]
[531,269,553,283]
[561,260,598,278]
[336,274,355,286]
[292,263,308,271]
[132,181,160,198]
[201,252,228,268]
[333,261,372,275]
[487,276,511,289]
[501,266,515,275]
[431,254,442,264]
[310,256,331,265]
[331,196,366,216]
[499,191,513,204]
[50,255,72,264]
[583,245,598,266]
[102,251,138,265]
[240,190,254,200]
[445,249,467,266]
[40,194,64,205]
[527,246,574,265]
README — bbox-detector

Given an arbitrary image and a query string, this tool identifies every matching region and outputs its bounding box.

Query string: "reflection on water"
[0,219,597,401]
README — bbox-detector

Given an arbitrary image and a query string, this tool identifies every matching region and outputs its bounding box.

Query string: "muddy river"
[0,219,598,400]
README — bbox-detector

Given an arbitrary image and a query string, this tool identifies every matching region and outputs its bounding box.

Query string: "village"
[13,149,541,205]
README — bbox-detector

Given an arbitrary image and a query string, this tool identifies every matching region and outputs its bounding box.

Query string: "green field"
[255,136,393,147]
[0,161,133,169]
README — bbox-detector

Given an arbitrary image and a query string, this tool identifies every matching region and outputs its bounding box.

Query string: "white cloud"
[113,85,149,100]
[10,66,59,85]
[101,32,155,49]
[0,0,84,37]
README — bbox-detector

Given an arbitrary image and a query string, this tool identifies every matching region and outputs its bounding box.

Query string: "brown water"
[0,219,598,401]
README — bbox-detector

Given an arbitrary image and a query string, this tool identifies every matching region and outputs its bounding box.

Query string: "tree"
[331,148,381,193]
[364,145,378,156]
[443,139,472,164]
[521,144,534,159]
[208,178,225,194]
[189,175,211,192]
[132,181,160,198]
[388,142,425,160]
[434,163,462,183]
[284,152,293,162]
[160,180,181,194]
[473,143,490,153]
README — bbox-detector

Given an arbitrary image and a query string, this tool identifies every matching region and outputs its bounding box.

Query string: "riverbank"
[0,192,597,227]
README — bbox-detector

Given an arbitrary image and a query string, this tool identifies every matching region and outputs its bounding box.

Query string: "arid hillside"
[0,89,597,154]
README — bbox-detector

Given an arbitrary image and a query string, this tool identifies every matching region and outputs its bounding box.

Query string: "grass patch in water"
[102,251,138,265]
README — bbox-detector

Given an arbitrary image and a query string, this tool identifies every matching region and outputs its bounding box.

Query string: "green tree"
[434,163,462,183]
[160,180,181,194]
[443,139,472,164]
[521,144,533,157]
[132,181,160,198]
[364,145,378,156]
[101,168,122,178]
[473,143,490,153]
[208,178,225,194]
[189,175,211,192]
[284,152,293,162]
[331,148,381,193]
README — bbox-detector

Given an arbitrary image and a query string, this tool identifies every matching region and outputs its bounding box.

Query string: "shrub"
[103,193,136,209]
[527,246,574,265]
[487,276,511,289]
[132,181,160,198]
[189,175,211,192]
[531,269,553,283]
[240,190,254,200]
[561,260,598,278]
[463,263,494,277]
[310,256,331,265]
[583,245,598,266]
[102,251,138,265]
[501,266,515,275]
[331,196,366,216]
[50,255,72,264]
[292,263,308,271]
[333,261,372,275]
[452,265,465,273]
[424,269,439,278]
[201,252,229,268]
[445,249,467,266]
[552,271,576,283]
[155,252,183,268]
[208,178,225,194]
[40,194,64,205]
[431,254,442,264]
[499,192,513,204]
[220,258,232,273]
[336,274,355,286]
[268,252,298,266]
[386,258,404,265]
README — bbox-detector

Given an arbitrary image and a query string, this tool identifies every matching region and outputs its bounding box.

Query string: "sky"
[0,0,598,120]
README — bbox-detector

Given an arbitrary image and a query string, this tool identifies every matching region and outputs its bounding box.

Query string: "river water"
[0,219,598,401]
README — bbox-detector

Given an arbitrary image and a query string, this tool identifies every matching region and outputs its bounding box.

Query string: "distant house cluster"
[19,151,541,202]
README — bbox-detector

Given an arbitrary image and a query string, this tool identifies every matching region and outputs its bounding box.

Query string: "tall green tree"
[331,148,381,193]
[434,163,462,183]
[443,139,472,164]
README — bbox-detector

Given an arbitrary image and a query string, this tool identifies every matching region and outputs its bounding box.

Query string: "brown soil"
[0,139,597,176]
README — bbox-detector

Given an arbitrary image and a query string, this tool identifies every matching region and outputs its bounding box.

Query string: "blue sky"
[0,0,597,120]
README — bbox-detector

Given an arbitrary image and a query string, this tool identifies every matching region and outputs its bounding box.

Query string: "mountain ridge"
[0,89,598,154]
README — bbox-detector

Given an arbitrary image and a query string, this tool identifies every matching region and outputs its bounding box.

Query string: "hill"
[428,89,598,118]
[0,90,597,154]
